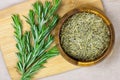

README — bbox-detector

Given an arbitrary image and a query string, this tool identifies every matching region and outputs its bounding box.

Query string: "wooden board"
[0,0,104,80]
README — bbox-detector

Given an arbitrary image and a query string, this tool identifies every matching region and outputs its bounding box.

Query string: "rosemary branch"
[12,0,61,80]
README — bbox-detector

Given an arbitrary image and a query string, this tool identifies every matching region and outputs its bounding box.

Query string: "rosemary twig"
[12,0,61,80]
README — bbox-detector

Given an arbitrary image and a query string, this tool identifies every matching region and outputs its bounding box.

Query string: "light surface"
[0,0,120,80]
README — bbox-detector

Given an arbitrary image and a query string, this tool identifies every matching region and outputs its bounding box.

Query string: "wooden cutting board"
[0,0,104,80]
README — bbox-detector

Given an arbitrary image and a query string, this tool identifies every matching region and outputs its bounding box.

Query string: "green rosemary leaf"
[44,1,51,16]
[17,62,23,73]
[44,35,54,49]
[12,15,22,40]
[12,0,61,80]
[28,10,35,25]
[48,0,60,18]
[33,1,43,16]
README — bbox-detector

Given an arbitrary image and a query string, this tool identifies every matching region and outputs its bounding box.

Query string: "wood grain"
[0,0,103,80]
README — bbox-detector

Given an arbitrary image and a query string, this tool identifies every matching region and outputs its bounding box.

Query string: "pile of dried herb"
[60,12,110,62]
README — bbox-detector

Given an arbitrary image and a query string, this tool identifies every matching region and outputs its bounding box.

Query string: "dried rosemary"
[60,12,110,62]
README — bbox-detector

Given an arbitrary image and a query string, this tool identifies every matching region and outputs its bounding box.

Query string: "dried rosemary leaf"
[60,12,110,62]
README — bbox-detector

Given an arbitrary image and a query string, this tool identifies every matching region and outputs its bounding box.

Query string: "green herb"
[60,12,110,62]
[12,0,61,80]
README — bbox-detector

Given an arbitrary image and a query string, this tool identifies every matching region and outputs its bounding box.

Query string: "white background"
[0,0,120,80]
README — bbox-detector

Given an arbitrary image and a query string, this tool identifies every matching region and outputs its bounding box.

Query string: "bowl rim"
[55,6,115,66]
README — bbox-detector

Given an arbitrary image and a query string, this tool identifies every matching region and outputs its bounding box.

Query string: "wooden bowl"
[55,6,115,66]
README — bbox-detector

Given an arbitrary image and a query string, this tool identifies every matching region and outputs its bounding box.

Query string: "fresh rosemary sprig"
[12,0,61,80]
